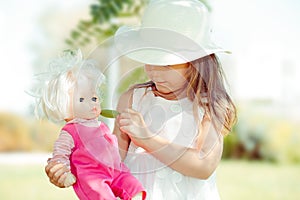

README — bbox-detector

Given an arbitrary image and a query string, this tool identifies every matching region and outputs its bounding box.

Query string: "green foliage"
[223,103,300,164]
[65,0,147,47]
[260,120,300,163]
[222,125,239,158]
[65,0,211,48]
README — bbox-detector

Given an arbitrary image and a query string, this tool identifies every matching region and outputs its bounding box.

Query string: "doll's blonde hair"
[34,50,105,122]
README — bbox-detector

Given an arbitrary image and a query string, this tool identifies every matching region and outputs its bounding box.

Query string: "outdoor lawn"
[0,160,299,200]
[217,160,300,200]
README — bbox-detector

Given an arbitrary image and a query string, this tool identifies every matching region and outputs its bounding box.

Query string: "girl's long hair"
[187,54,237,135]
[132,54,237,136]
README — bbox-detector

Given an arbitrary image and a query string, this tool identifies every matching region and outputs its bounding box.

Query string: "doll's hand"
[45,160,73,188]
[118,108,154,147]
[64,172,76,187]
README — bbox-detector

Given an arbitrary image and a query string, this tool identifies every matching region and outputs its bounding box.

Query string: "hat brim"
[114,26,229,65]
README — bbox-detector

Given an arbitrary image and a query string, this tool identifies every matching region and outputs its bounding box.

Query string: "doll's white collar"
[67,118,101,127]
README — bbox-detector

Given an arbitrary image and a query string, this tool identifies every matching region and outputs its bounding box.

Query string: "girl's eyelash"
[79,98,84,102]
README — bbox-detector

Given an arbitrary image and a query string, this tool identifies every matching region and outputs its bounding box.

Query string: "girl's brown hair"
[187,54,237,135]
[132,54,237,136]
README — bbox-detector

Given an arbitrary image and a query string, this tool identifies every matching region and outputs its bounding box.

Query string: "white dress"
[124,88,220,200]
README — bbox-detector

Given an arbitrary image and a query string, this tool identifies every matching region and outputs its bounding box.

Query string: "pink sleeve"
[50,130,74,167]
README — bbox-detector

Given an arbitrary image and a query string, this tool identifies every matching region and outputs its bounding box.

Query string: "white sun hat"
[114,0,229,66]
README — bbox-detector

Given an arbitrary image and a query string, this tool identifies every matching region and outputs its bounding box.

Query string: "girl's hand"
[45,160,72,188]
[118,108,153,147]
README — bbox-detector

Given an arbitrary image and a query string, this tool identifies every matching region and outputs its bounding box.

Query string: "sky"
[0,0,92,115]
[211,0,300,101]
[0,0,299,116]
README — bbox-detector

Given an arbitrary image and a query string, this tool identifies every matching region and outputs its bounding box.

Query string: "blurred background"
[0,0,299,199]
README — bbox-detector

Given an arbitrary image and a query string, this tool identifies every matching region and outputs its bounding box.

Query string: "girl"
[115,55,236,199]
[38,50,146,200]
[46,0,236,199]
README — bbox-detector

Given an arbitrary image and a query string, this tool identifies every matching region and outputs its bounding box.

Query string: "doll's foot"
[132,192,144,200]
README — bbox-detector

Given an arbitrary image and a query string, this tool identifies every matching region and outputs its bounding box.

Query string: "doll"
[36,50,146,200]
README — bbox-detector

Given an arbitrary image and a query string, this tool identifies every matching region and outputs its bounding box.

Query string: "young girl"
[114,0,236,199]
[116,55,236,199]
[38,50,146,200]
[46,1,236,199]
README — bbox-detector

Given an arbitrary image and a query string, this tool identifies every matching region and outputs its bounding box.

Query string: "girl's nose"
[151,69,159,76]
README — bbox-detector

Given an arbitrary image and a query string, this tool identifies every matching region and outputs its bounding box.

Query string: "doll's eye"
[91,97,98,102]
[79,98,84,102]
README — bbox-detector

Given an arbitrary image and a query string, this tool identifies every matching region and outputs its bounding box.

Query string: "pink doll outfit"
[53,119,145,200]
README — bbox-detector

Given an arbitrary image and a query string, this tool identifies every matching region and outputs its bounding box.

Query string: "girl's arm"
[113,88,134,161]
[119,108,223,179]
[141,119,223,179]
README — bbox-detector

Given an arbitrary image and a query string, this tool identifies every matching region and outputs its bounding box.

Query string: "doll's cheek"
[66,100,74,117]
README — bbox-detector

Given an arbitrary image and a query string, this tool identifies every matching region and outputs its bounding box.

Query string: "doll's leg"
[73,173,116,200]
[131,192,144,200]
[111,171,146,200]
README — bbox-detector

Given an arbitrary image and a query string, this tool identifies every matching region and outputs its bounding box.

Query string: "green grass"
[217,160,300,200]
[0,160,299,200]
[0,164,77,200]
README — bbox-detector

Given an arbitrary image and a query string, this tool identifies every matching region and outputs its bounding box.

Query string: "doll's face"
[68,78,101,120]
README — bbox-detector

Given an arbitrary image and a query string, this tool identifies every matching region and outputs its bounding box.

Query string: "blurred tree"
[65,0,147,47]
[0,113,32,151]
[65,0,211,47]
[0,112,62,152]
[29,119,62,152]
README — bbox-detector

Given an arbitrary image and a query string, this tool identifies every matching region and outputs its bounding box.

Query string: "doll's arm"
[50,130,74,166]
[50,130,76,187]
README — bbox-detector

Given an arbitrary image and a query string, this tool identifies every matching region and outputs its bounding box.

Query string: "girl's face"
[144,63,190,94]
[68,79,101,120]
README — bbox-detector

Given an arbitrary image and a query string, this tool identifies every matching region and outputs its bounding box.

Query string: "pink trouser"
[72,164,145,200]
